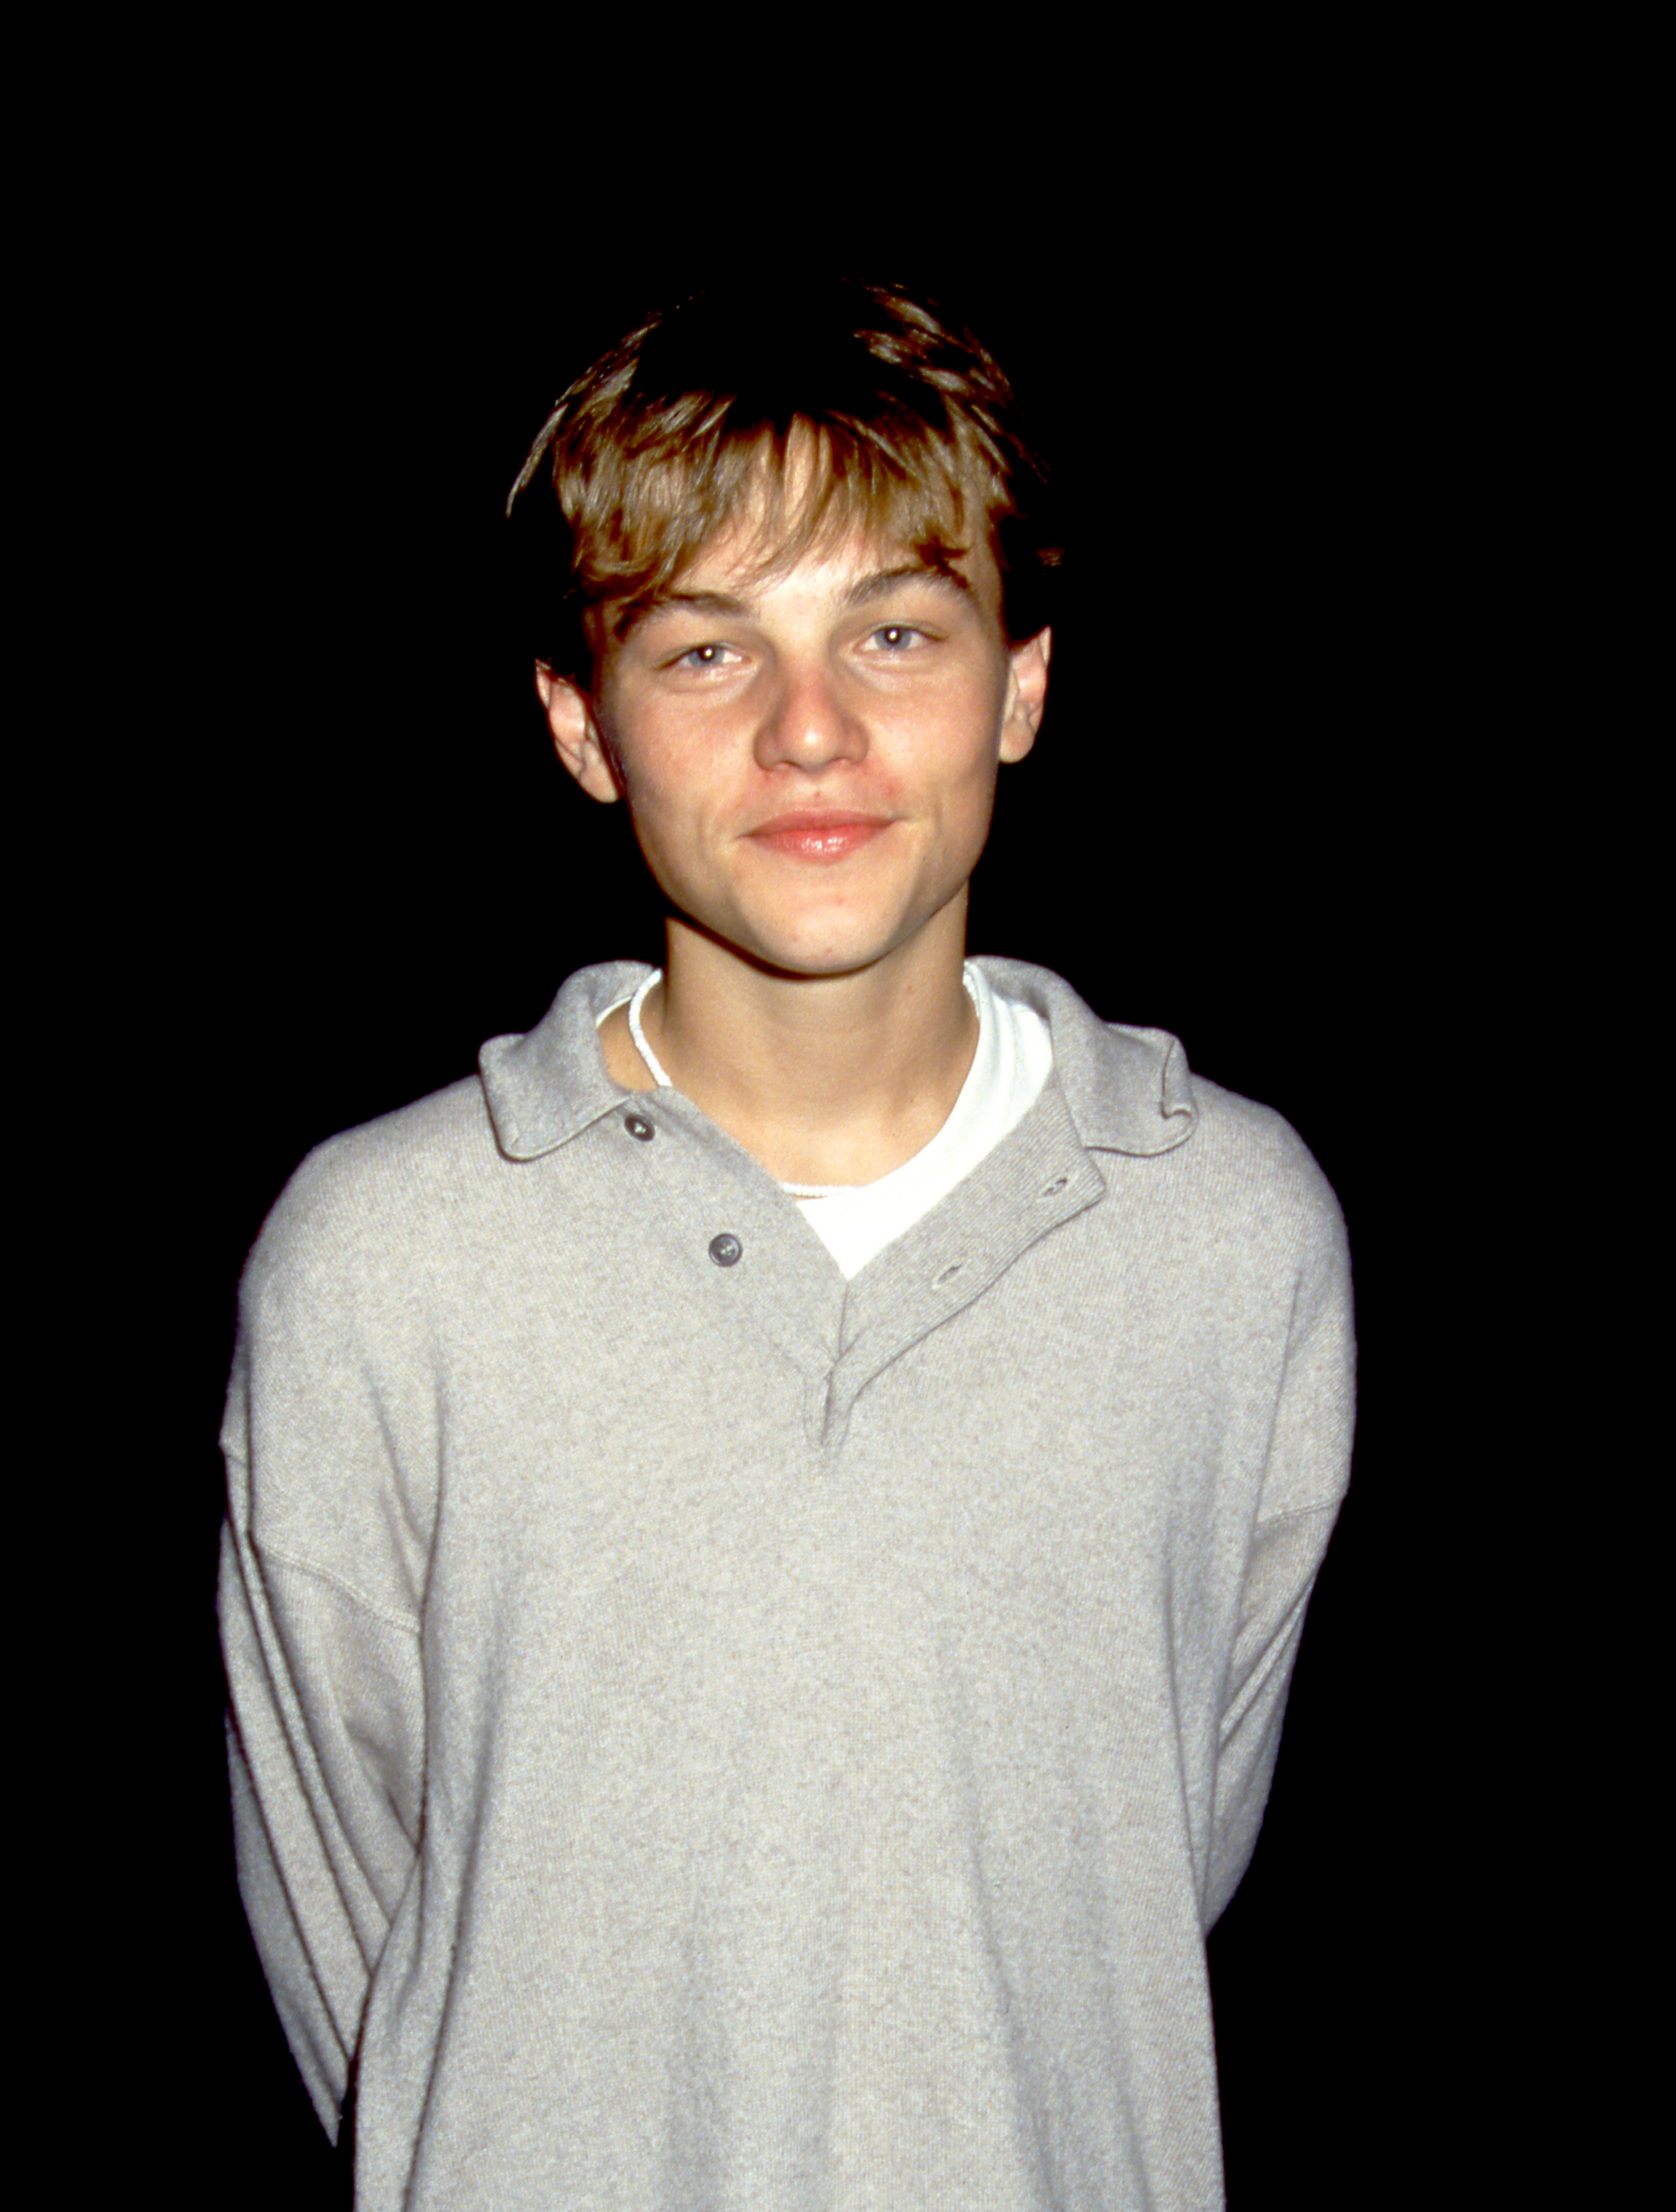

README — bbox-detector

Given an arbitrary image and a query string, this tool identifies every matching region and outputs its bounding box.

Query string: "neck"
[608,898,980,1187]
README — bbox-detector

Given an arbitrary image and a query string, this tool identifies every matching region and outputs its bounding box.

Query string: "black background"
[103,155,1507,2208]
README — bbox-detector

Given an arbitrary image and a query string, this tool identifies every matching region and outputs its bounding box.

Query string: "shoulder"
[241,960,648,1313]
[1185,1066,1344,1230]
[240,1074,497,1326]
[983,958,1347,1273]
[1176,1068,1346,1267]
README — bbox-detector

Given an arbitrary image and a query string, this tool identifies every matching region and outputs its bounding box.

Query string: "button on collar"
[623,1112,655,1142]
[708,1233,742,1267]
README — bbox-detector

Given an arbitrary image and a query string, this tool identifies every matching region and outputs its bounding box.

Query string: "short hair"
[509,278,1060,679]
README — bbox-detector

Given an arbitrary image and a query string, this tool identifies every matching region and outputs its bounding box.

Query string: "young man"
[219,280,1355,2210]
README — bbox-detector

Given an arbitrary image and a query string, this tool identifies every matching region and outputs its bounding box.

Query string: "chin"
[744,922,925,980]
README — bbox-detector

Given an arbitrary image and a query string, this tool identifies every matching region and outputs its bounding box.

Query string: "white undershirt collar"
[608,964,1054,1278]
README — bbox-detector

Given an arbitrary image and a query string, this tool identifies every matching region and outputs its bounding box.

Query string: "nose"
[752,657,868,775]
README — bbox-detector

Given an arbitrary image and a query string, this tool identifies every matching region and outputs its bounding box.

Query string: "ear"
[535,663,622,803]
[999,628,1051,764]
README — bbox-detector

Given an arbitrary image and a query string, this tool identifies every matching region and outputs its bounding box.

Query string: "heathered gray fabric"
[218,955,1355,2211]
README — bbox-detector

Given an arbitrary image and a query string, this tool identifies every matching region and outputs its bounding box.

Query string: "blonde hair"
[509,281,1058,675]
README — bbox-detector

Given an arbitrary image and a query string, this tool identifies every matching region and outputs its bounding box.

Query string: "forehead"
[685,520,991,597]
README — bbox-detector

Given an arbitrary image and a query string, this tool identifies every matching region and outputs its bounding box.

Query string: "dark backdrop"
[118,195,1485,2207]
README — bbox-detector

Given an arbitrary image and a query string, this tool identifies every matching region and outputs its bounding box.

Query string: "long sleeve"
[1203,1160,1357,1928]
[217,1142,432,2139]
[218,1519,425,2134]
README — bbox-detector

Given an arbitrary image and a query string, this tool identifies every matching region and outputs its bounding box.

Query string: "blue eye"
[871,625,923,650]
[677,644,733,670]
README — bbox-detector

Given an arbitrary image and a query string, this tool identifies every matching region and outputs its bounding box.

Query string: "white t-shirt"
[606,963,1054,1280]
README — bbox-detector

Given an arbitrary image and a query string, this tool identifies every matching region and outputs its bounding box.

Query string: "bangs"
[555,414,997,627]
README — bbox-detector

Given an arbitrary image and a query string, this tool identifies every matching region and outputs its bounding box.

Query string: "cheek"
[597,700,694,817]
[886,656,1004,743]
[919,674,1013,794]
[605,733,734,876]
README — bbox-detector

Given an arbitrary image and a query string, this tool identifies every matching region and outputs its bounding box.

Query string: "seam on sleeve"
[1252,1500,1340,1534]
[253,1538,424,1636]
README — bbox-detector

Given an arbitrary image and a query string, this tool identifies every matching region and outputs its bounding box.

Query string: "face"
[537,510,1050,981]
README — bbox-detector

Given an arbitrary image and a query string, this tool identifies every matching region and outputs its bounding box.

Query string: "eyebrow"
[610,561,971,645]
[842,562,971,609]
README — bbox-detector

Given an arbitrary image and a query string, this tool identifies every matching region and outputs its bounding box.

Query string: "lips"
[746,812,893,863]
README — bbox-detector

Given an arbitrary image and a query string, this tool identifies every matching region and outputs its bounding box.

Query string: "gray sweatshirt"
[218,955,1355,2211]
